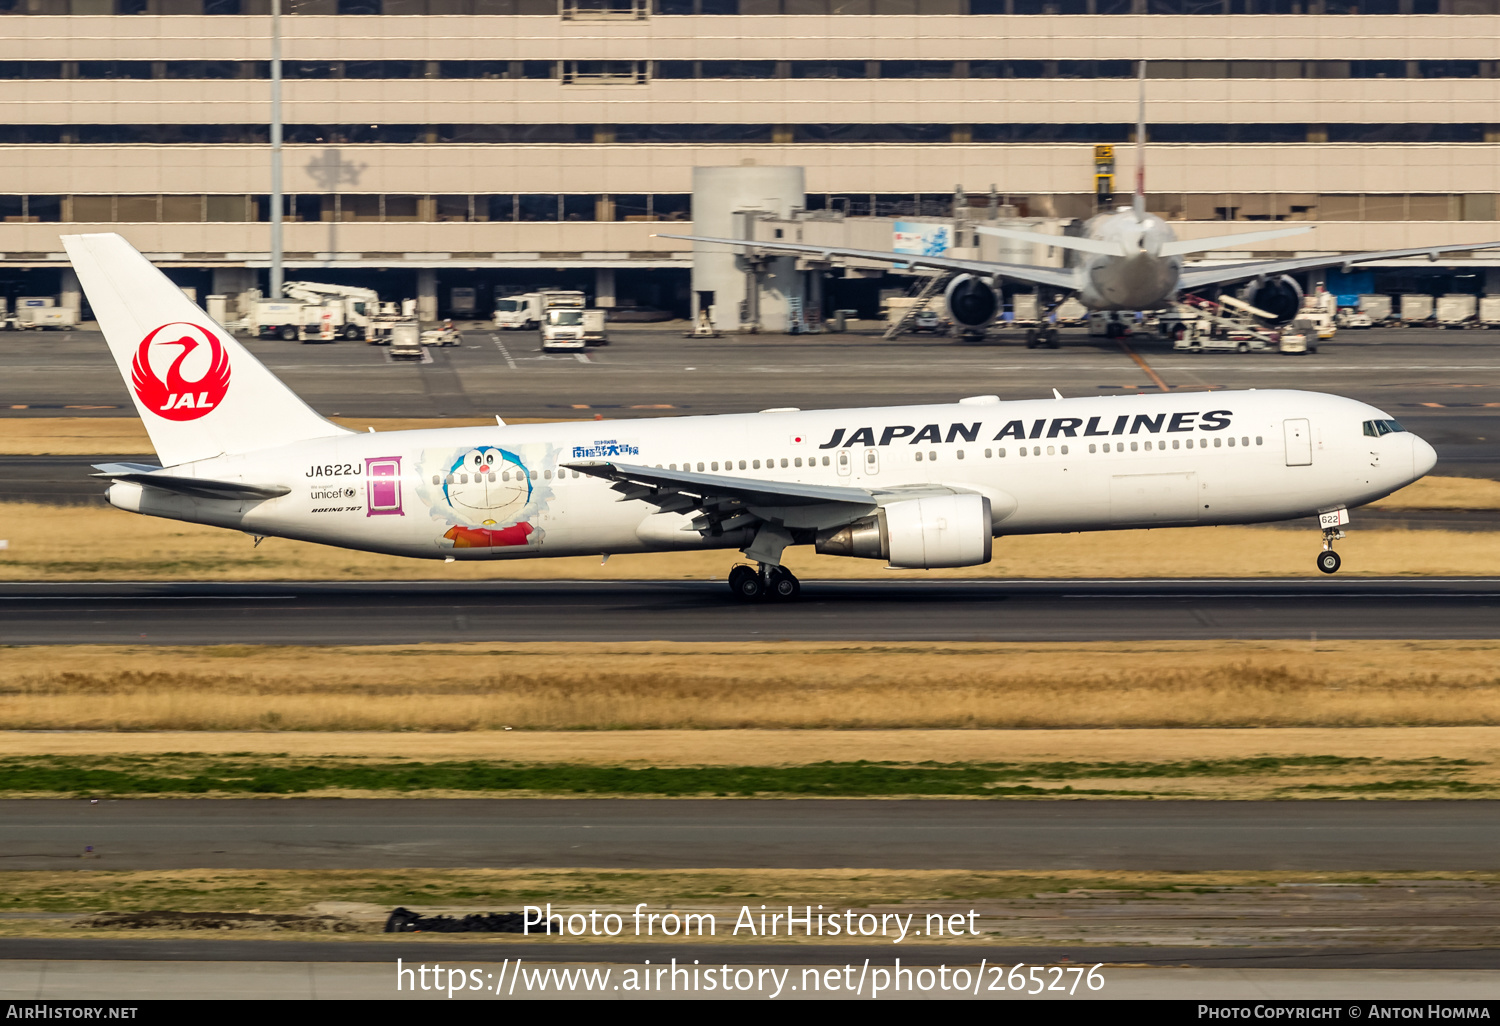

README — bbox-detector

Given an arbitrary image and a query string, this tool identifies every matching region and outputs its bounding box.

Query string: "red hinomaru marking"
[130,322,231,422]
[444,523,535,549]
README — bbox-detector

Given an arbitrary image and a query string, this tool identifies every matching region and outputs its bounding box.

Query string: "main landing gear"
[1024,327,1060,349]
[728,563,801,601]
[1316,507,1350,574]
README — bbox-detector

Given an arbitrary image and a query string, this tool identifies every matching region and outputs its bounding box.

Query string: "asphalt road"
[5,939,1494,971]
[7,799,1498,872]
[4,325,1499,474]
[5,578,1500,644]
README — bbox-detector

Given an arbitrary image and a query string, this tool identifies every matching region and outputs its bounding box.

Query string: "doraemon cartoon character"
[443,446,530,524]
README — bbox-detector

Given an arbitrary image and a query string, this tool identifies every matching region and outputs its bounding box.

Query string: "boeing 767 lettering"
[69,232,1435,599]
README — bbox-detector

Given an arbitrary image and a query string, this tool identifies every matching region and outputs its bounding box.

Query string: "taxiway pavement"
[4,578,1500,644]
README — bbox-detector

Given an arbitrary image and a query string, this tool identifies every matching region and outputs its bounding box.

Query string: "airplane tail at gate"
[62,233,350,468]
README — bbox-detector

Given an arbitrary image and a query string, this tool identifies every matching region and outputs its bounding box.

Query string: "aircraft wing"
[655,233,1077,291]
[1178,240,1500,292]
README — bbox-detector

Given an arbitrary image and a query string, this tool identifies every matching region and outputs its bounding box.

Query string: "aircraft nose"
[1411,434,1437,479]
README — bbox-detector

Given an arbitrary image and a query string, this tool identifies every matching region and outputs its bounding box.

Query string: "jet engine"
[943,275,999,329]
[1239,275,1303,323]
[815,494,993,569]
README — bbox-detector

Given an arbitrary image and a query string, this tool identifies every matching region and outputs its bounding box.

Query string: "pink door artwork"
[366,457,404,516]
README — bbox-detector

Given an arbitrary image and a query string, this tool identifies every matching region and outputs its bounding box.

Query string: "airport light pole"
[269,0,284,299]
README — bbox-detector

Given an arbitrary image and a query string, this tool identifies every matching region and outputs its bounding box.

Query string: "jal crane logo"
[130,322,232,421]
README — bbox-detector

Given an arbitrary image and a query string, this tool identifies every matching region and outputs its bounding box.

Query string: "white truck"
[282,281,387,342]
[539,290,590,351]
[494,293,543,330]
[1436,293,1478,329]
[1480,295,1500,328]
[7,296,79,330]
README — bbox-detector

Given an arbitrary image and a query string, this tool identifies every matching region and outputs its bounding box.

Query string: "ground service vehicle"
[494,293,542,330]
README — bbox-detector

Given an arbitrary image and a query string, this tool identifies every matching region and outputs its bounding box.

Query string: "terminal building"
[2,3,1499,325]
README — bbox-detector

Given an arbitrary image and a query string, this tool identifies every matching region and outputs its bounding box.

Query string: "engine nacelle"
[943,274,999,328]
[1240,275,1303,323]
[815,494,993,569]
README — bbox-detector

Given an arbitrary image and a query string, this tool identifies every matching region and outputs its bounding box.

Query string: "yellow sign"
[1094,144,1114,164]
[1095,173,1114,198]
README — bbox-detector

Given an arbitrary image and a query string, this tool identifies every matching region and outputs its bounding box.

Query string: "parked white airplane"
[662,63,1499,345]
[69,232,1434,598]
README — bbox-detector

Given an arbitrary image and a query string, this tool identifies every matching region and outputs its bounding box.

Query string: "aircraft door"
[836,449,852,477]
[863,447,880,475]
[1283,419,1312,466]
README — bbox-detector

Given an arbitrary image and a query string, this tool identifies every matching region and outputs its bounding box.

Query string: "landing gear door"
[836,449,852,477]
[1284,418,1312,466]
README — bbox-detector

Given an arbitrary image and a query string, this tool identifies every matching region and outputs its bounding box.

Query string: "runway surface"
[7,799,1498,872]
[5,578,1500,644]
[5,941,1497,973]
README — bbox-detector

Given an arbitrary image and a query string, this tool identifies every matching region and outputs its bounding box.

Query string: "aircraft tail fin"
[62,232,350,468]
[1133,59,1147,221]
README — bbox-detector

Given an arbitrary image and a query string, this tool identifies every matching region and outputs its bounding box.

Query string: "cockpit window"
[1363,419,1406,437]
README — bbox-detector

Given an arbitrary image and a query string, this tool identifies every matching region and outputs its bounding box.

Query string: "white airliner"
[68,232,1435,599]
[663,64,1499,345]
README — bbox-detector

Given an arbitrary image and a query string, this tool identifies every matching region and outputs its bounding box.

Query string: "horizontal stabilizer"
[974,225,1127,258]
[1157,225,1313,257]
[92,466,290,501]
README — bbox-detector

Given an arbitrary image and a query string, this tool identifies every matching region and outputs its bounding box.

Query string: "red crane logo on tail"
[130,322,232,422]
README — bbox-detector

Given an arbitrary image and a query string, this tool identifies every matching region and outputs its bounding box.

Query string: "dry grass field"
[4,639,1500,732]
[5,500,1500,580]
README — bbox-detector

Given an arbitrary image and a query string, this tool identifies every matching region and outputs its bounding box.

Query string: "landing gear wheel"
[768,567,800,601]
[1046,328,1060,349]
[729,566,764,601]
[1317,550,1341,575]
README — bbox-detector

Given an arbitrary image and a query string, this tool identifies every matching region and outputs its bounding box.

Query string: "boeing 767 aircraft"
[70,232,1434,600]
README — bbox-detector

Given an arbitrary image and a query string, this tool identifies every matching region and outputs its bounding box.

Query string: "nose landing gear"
[1315,506,1350,575]
[728,563,800,601]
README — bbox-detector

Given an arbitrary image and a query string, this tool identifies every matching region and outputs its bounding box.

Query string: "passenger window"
[984,448,992,458]
[1060,445,1068,455]
[459,473,468,484]
[530,471,537,481]
[998,448,1006,457]
[1242,437,1249,447]
[1130,442,1138,452]
[445,474,454,483]
[780,458,788,468]
[544,470,551,479]
[1184,439,1192,449]
[1088,444,1096,453]
[1046,445,1055,456]
[1102,444,1109,453]
[1228,437,1235,447]
[670,464,677,470]
[1144,441,1152,451]
[1256,436,1263,445]
[1214,437,1222,448]
[821,456,830,466]
[795,457,802,467]
[697,462,705,472]
[1018,447,1026,458]
[752,460,760,469]
[930,451,938,461]
[957,450,964,460]
[488,472,496,482]
[915,452,923,462]
[711,462,719,471]
[740,460,747,469]
[432,474,441,485]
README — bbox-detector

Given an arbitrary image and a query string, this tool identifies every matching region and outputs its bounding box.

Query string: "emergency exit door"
[863,448,880,475]
[1284,419,1312,466]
